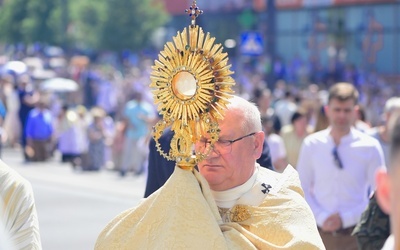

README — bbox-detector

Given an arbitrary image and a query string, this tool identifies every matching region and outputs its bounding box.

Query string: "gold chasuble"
[95,166,324,249]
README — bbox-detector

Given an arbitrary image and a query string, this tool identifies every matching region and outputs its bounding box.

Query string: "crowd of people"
[0,52,158,176]
[1,48,400,249]
[0,47,398,175]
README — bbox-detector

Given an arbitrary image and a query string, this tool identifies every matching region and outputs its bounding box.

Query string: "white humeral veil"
[95,165,325,250]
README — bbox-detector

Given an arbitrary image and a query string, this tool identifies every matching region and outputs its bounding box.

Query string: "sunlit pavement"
[2,147,146,250]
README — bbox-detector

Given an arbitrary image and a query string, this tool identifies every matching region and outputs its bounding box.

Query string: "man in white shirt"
[297,82,385,249]
[376,114,400,250]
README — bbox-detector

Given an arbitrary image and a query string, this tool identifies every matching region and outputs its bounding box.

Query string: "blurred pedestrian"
[25,100,53,162]
[144,127,175,198]
[274,90,297,127]
[352,97,400,249]
[314,105,329,132]
[111,120,127,171]
[55,105,75,163]
[102,113,115,169]
[85,107,106,171]
[252,87,281,134]
[0,94,7,158]
[281,108,313,168]
[261,114,287,172]
[74,105,89,168]
[376,113,400,250]
[56,105,88,168]
[367,97,400,162]
[297,82,385,250]
[354,105,371,132]
[17,75,39,161]
[119,92,155,177]
[2,75,20,147]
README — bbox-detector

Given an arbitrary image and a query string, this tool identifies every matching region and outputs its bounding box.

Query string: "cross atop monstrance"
[185,0,203,27]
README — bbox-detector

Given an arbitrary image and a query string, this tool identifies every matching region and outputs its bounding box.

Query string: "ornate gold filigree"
[150,3,235,169]
[230,205,252,222]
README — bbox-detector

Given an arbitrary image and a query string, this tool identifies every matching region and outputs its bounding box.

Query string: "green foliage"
[0,0,169,52]
[22,0,59,44]
[0,0,30,43]
[0,0,64,45]
[99,0,169,52]
[68,0,107,50]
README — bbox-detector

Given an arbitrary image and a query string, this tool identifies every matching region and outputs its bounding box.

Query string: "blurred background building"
[162,0,399,83]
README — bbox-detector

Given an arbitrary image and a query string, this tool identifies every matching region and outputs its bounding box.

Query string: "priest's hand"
[321,213,342,232]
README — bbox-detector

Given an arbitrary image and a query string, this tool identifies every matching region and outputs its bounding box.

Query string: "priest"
[95,96,325,249]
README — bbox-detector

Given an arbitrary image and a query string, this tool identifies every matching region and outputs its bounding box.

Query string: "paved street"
[2,147,147,250]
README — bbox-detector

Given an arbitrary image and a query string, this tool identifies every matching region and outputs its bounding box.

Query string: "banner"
[164,0,189,15]
[276,0,397,8]
[162,0,398,14]
[333,0,396,5]
[276,0,303,8]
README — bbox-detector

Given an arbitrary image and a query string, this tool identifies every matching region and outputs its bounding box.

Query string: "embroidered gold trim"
[230,205,252,222]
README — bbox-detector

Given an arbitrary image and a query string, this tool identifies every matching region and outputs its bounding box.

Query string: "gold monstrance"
[150,0,235,170]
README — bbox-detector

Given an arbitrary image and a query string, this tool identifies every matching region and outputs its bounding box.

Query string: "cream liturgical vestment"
[95,165,325,249]
[0,160,42,250]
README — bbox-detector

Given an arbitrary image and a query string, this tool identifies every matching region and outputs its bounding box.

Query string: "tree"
[0,0,169,53]
[22,0,60,44]
[67,0,106,50]
[0,0,63,46]
[99,0,169,52]
[0,0,30,44]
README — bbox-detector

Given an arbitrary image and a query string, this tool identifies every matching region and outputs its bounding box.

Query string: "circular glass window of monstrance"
[171,71,197,100]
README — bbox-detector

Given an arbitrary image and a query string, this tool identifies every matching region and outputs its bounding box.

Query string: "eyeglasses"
[332,146,344,169]
[197,132,256,155]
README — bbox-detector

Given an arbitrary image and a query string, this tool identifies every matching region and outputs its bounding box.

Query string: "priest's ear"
[253,131,265,159]
[376,168,391,214]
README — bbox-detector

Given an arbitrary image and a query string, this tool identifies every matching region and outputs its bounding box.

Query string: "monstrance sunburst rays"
[150,25,235,168]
